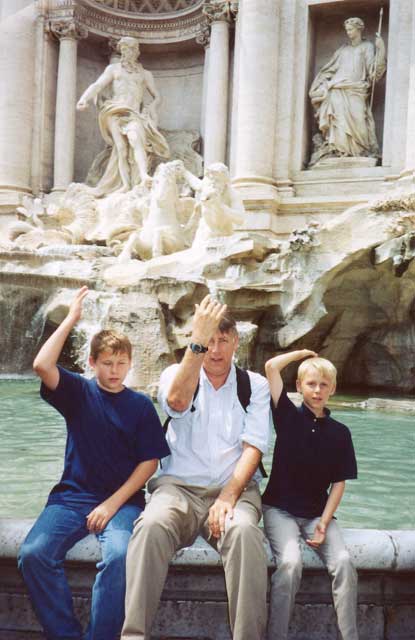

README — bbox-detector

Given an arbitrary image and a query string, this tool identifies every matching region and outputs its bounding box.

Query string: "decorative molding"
[50,19,88,40]
[47,0,206,42]
[195,21,210,47]
[202,0,232,24]
[230,0,238,18]
[85,0,201,13]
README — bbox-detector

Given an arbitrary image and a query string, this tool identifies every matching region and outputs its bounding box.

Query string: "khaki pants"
[121,476,268,640]
[263,506,358,640]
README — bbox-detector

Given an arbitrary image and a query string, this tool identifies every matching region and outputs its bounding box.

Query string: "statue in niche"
[77,36,170,195]
[309,17,386,166]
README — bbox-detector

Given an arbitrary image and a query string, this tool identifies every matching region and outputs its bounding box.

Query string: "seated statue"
[77,37,169,195]
[309,17,386,165]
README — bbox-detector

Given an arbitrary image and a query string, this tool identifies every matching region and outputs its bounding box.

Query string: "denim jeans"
[18,502,142,640]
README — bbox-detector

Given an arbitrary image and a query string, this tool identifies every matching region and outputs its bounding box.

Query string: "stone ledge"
[1,519,414,640]
[1,518,414,571]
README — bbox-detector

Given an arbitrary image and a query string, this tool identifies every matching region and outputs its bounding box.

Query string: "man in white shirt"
[121,295,270,640]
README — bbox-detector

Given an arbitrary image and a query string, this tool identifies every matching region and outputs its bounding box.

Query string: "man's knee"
[225,518,263,548]
[130,507,176,549]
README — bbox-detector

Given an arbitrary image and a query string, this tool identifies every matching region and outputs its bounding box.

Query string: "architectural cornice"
[47,0,205,43]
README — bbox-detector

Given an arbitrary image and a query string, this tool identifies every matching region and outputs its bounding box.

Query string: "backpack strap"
[234,365,251,411]
[235,365,267,479]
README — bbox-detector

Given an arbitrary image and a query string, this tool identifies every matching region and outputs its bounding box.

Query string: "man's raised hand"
[191,294,227,347]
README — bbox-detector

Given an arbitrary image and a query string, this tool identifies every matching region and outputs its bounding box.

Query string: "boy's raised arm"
[265,349,317,406]
[33,287,89,391]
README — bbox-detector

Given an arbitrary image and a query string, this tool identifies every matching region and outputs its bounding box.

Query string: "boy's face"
[89,349,131,393]
[296,369,336,417]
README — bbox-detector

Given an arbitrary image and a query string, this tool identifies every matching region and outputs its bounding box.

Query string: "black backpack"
[163,365,267,477]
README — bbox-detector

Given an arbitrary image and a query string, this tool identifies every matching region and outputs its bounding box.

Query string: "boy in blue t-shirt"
[262,349,358,640]
[18,286,170,640]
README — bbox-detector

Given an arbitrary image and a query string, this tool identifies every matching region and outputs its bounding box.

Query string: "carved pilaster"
[203,0,232,24]
[196,22,211,48]
[230,1,239,19]
[50,19,88,41]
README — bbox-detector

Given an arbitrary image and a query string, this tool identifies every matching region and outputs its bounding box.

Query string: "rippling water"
[1,378,414,529]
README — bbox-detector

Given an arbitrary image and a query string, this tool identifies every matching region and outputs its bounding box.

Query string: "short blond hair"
[297,357,337,385]
[90,330,132,361]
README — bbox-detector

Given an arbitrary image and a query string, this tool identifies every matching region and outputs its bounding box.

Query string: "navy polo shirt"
[262,388,357,518]
[41,366,170,510]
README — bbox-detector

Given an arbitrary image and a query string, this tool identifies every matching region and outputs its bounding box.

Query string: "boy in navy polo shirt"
[18,286,170,640]
[262,350,358,640]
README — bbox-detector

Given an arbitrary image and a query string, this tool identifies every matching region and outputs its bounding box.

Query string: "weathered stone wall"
[1,519,414,640]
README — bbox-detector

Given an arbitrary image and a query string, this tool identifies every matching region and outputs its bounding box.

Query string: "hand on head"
[191,294,227,347]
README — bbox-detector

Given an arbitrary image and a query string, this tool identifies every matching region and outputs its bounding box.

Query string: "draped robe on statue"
[309,40,385,161]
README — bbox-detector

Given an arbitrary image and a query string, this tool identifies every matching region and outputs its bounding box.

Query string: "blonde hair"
[90,330,132,361]
[297,357,337,385]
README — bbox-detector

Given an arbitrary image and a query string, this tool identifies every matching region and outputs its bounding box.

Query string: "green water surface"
[1,378,414,529]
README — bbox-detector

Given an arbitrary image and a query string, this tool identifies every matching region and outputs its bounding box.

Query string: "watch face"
[190,343,207,353]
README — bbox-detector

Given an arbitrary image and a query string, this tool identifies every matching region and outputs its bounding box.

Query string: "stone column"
[231,0,279,199]
[400,2,415,186]
[0,3,36,211]
[202,1,232,166]
[51,20,87,192]
[196,23,211,141]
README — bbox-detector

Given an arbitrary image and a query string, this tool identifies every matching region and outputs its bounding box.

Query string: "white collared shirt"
[157,363,271,486]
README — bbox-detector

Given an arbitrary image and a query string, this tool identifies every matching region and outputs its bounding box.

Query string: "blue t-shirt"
[41,366,170,510]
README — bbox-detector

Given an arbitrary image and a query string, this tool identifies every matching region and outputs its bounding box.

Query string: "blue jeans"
[18,502,142,640]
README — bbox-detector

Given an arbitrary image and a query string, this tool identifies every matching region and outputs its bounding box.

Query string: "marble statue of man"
[309,17,386,165]
[77,37,169,195]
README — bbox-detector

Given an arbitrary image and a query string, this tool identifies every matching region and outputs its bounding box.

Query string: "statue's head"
[344,17,365,33]
[118,37,140,58]
[205,162,229,184]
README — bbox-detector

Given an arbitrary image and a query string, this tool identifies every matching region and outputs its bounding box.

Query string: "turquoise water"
[1,378,414,529]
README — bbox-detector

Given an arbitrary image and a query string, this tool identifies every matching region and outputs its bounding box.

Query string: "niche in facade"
[306,1,388,170]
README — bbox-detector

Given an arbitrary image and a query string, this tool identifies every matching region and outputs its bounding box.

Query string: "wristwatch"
[189,342,208,354]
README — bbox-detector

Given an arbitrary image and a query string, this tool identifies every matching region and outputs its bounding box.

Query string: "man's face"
[89,349,131,393]
[203,329,238,380]
[296,369,335,417]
